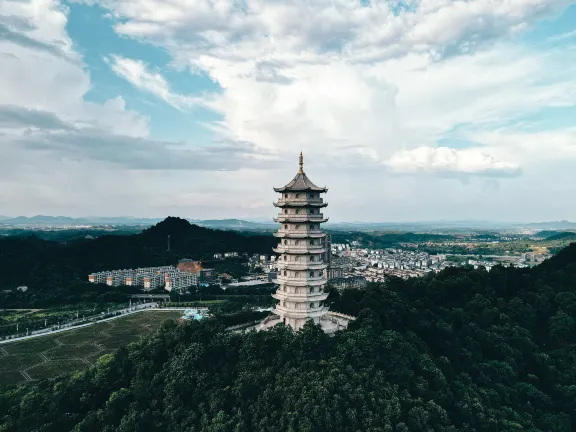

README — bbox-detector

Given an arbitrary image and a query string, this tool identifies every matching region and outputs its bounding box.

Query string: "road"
[0,303,163,345]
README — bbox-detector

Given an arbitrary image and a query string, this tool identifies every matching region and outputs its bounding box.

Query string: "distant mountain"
[0,215,85,225]
[0,215,164,226]
[2,215,576,232]
[190,219,275,230]
[545,232,576,241]
[523,220,576,229]
[0,215,273,229]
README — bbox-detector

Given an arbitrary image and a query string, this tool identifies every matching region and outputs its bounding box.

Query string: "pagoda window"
[284,194,288,198]
[284,209,288,214]
[283,271,287,276]
[295,240,300,245]
[284,224,288,229]
[310,271,314,277]
[283,240,287,245]
[296,193,300,198]
[295,209,300,214]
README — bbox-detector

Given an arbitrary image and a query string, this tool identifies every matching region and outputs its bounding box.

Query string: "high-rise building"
[270,152,330,331]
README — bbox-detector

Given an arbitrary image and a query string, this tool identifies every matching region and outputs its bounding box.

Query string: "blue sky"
[1,0,576,221]
[66,2,221,143]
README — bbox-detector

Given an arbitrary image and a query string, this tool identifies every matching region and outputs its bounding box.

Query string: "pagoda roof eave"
[273,171,328,193]
[273,186,328,193]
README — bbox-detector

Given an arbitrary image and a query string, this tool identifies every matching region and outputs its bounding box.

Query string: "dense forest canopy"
[1,243,576,431]
[0,217,276,307]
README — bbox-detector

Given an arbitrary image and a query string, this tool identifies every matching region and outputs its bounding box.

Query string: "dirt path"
[0,309,43,312]
[20,370,32,381]
[80,357,93,366]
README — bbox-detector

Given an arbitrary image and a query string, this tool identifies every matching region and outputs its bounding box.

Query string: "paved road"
[0,303,165,345]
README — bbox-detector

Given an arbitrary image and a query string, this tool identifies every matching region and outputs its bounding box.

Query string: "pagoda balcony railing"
[272,291,329,301]
[274,275,326,285]
[274,214,327,223]
[275,198,326,206]
[275,262,327,271]
[274,306,329,319]
[272,246,326,254]
[274,201,328,208]
[273,230,326,239]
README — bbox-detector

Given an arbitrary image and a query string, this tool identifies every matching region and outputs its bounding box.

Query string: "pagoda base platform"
[258,311,355,334]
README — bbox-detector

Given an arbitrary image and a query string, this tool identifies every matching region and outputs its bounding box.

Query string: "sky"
[1,0,576,222]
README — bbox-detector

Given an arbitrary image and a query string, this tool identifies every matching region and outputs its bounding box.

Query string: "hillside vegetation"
[1,243,575,431]
[0,217,275,307]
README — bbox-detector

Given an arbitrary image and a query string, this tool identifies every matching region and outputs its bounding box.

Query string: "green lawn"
[0,310,182,385]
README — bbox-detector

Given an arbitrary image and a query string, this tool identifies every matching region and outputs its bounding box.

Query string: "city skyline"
[2,0,576,221]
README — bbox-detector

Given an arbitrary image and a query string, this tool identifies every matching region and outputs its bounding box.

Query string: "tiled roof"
[274,172,327,192]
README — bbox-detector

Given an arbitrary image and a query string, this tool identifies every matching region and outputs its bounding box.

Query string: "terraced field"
[0,310,182,385]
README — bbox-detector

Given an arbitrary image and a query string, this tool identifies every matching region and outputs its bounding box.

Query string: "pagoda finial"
[299,151,304,173]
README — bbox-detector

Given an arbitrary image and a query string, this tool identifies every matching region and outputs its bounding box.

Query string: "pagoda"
[268,152,330,331]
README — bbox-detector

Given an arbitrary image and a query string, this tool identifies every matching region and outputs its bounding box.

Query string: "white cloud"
[4,0,576,220]
[106,55,198,110]
[0,0,275,218]
[0,0,149,137]
[92,0,576,171]
[384,146,521,177]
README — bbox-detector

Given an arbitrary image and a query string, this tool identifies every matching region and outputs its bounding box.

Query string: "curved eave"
[273,202,328,208]
[272,292,329,302]
[272,248,327,254]
[273,232,326,239]
[274,217,329,223]
[273,187,328,193]
[273,278,326,287]
[275,263,327,271]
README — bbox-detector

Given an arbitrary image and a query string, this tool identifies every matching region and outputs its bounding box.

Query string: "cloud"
[84,0,576,173]
[98,0,572,62]
[9,128,277,171]
[0,0,279,218]
[0,0,77,59]
[4,0,576,221]
[0,105,74,130]
[384,146,521,177]
[0,0,149,138]
[106,55,199,110]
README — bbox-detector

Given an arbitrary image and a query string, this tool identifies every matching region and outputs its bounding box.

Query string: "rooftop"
[273,152,328,193]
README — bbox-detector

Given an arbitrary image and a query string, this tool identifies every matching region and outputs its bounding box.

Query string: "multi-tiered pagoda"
[268,152,329,330]
[258,153,354,333]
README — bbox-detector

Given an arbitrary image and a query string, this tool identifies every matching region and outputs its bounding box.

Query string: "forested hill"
[0,217,275,303]
[2,244,575,431]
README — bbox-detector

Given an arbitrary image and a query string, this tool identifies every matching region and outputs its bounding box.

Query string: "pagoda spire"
[299,151,304,174]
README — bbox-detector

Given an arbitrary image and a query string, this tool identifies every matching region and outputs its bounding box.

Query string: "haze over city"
[2,0,576,221]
